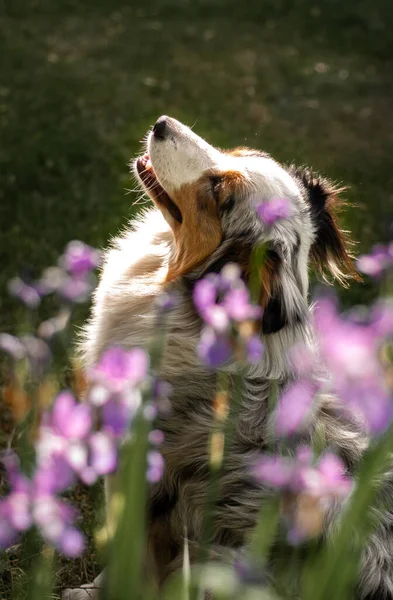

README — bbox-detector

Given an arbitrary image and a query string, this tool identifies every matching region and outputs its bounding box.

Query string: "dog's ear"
[259,247,306,335]
[291,166,361,287]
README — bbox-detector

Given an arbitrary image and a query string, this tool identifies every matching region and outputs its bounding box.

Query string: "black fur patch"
[261,246,304,335]
[262,295,288,334]
[149,489,178,520]
[219,194,236,214]
[289,165,360,284]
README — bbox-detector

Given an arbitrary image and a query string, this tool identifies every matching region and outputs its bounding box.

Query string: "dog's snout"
[153,116,167,139]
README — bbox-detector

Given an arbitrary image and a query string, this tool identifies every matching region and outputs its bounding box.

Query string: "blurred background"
[1,0,393,332]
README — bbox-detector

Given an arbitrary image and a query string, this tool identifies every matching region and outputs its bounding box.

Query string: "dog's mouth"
[136,154,183,224]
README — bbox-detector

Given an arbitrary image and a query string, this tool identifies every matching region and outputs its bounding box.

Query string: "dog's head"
[135,116,360,334]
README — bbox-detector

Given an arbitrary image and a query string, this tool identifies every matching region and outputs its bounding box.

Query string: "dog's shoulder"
[78,208,172,366]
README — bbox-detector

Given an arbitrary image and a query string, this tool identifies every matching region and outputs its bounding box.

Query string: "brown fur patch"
[165,170,248,280]
[166,188,221,280]
[165,180,222,281]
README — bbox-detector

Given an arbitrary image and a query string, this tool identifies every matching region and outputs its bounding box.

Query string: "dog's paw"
[62,573,103,600]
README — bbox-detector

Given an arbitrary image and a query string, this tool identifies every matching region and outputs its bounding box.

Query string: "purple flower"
[314,296,378,380]
[313,294,393,434]
[57,527,85,557]
[339,378,393,435]
[32,495,85,557]
[275,380,317,437]
[61,275,94,303]
[224,288,261,322]
[62,241,100,277]
[101,396,137,437]
[245,335,264,363]
[8,277,41,308]
[0,453,85,555]
[89,346,149,392]
[253,455,294,488]
[34,455,75,495]
[253,446,351,500]
[149,429,165,445]
[197,328,232,368]
[147,451,164,483]
[256,197,292,226]
[193,264,264,368]
[85,432,117,482]
[0,333,26,360]
[200,304,229,332]
[193,278,218,314]
[370,300,393,338]
[20,335,52,375]
[50,391,92,440]
[357,244,392,278]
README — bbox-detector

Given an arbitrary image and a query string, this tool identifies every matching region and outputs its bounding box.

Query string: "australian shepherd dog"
[68,117,393,599]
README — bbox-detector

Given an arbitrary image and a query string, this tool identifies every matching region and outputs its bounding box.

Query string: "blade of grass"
[107,408,150,600]
[26,547,53,600]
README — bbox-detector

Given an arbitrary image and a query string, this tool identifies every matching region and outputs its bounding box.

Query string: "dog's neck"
[81,208,316,388]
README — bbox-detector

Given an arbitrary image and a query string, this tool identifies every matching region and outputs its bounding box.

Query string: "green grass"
[0,1,392,597]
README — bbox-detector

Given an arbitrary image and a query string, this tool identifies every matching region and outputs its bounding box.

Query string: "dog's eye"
[210,177,221,202]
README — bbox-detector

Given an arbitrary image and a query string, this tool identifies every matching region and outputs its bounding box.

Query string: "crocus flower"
[62,241,101,277]
[256,197,292,226]
[224,288,261,322]
[193,264,264,368]
[89,346,149,392]
[253,446,351,500]
[0,333,26,360]
[357,244,392,278]
[32,494,85,556]
[197,327,232,368]
[60,276,94,303]
[0,453,85,556]
[245,335,265,363]
[274,380,317,437]
[147,451,165,483]
[193,278,218,315]
[101,396,137,438]
[8,277,41,308]
[314,294,393,434]
[80,432,118,485]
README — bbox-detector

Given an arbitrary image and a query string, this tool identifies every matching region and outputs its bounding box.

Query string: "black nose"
[153,116,167,139]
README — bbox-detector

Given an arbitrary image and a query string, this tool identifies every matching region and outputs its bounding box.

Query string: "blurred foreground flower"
[253,446,352,543]
[89,346,149,392]
[61,240,101,277]
[274,380,318,437]
[356,242,393,278]
[194,264,263,367]
[256,197,292,226]
[0,452,84,556]
[8,277,41,309]
[314,295,393,434]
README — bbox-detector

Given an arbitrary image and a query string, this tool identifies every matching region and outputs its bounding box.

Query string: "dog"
[67,116,393,599]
